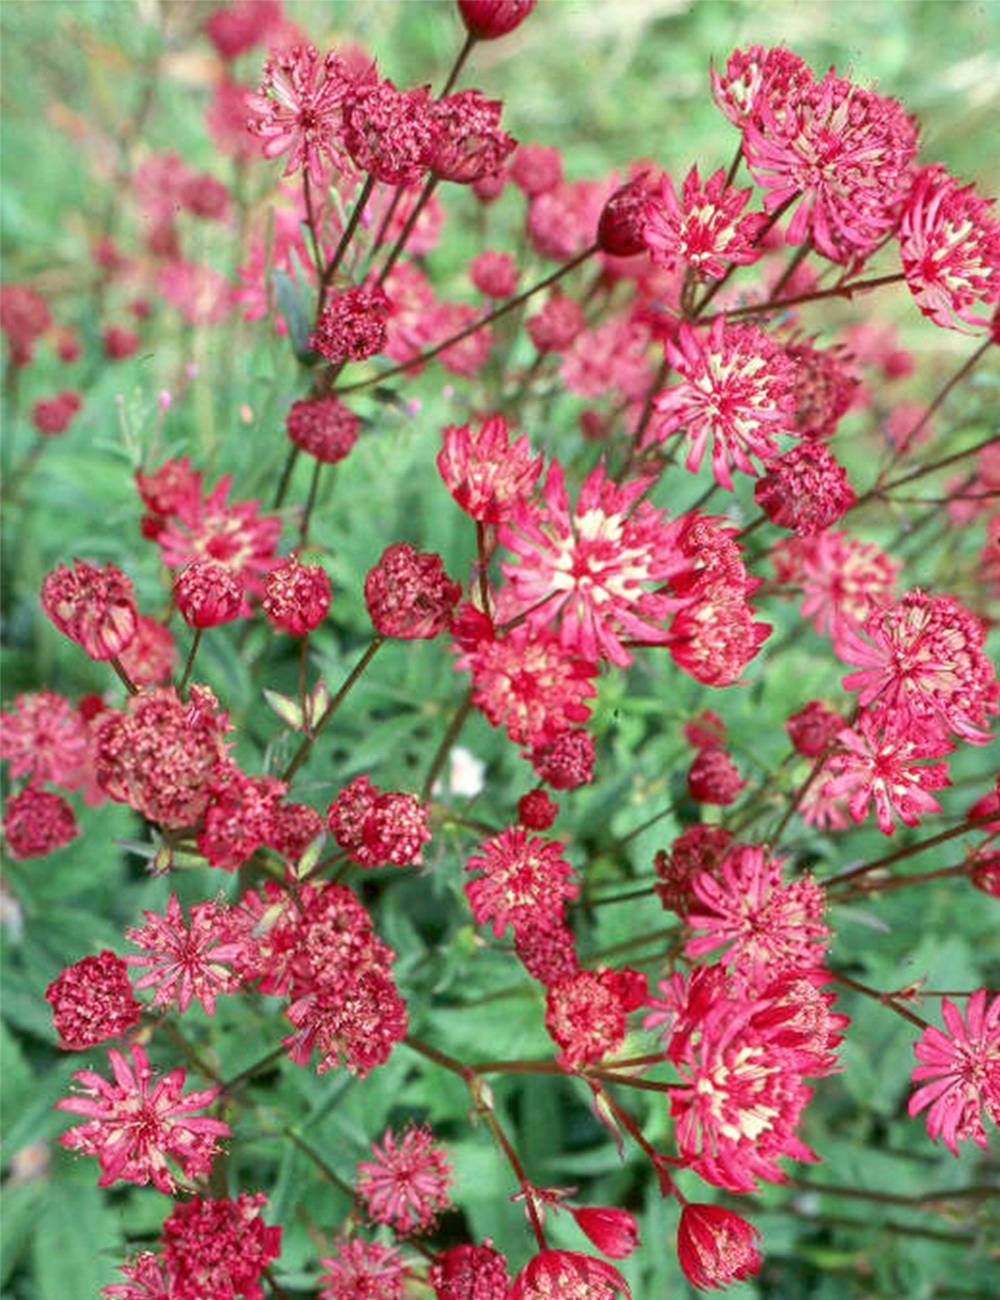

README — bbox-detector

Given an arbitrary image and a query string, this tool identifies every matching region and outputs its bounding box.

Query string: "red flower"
[650,319,796,490]
[3,785,79,859]
[356,1126,453,1235]
[320,1238,407,1300]
[430,89,516,184]
[786,700,844,757]
[457,0,537,40]
[531,728,595,790]
[465,826,578,937]
[0,690,87,785]
[327,775,431,868]
[438,413,542,524]
[545,966,645,1068]
[567,1205,639,1260]
[677,1203,762,1291]
[643,165,766,279]
[40,559,138,661]
[263,557,332,634]
[509,1250,630,1300]
[899,166,1000,332]
[160,1193,282,1300]
[310,282,392,365]
[343,78,436,187]
[687,749,744,805]
[908,990,1000,1155]
[501,459,690,667]
[174,558,245,627]
[655,825,732,916]
[286,395,359,463]
[158,475,281,598]
[755,442,855,536]
[518,789,558,831]
[56,1043,229,1193]
[366,543,461,639]
[45,951,141,1050]
[430,1242,511,1300]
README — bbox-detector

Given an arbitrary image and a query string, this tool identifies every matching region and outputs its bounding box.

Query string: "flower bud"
[568,1205,639,1260]
[457,0,536,41]
[263,558,332,635]
[40,559,138,661]
[677,1203,762,1291]
[174,559,244,628]
[597,173,654,257]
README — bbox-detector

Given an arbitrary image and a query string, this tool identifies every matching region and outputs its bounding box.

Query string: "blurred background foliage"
[2,2,999,1298]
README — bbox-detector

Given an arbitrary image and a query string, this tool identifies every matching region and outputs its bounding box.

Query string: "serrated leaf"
[263,688,306,730]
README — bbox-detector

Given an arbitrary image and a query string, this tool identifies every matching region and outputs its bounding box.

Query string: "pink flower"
[649,319,797,490]
[743,67,918,263]
[710,45,814,132]
[174,558,245,628]
[643,165,766,279]
[755,442,855,535]
[343,78,436,186]
[430,1242,511,1300]
[247,45,351,183]
[310,281,392,365]
[908,990,1000,1155]
[685,844,829,989]
[465,826,578,937]
[320,1238,407,1300]
[286,395,359,463]
[158,475,281,598]
[430,89,516,184]
[56,1043,229,1193]
[327,775,431,868]
[263,557,332,634]
[545,966,646,1068]
[126,894,246,1016]
[899,166,1000,331]
[823,712,951,835]
[687,749,744,805]
[775,531,899,637]
[356,1126,453,1235]
[668,996,819,1192]
[3,785,79,859]
[365,543,462,639]
[676,1203,762,1291]
[0,691,88,785]
[500,459,690,667]
[437,413,542,523]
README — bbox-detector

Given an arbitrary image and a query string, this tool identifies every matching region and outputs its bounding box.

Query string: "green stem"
[281,635,384,783]
[421,688,474,801]
[177,626,202,697]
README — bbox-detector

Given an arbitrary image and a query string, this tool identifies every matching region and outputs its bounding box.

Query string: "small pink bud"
[677,1203,762,1291]
[568,1205,639,1260]
[174,559,244,628]
[457,0,536,40]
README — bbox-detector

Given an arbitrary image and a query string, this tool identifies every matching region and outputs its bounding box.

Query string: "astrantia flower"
[559,311,654,402]
[101,1251,172,1300]
[40,560,138,661]
[568,1205,639,1260]
[786,700,844,757]
[46,951,141,1050]
[511,143,562,197]
[500,459,691,667]
[687,748,744,805]
[784,338,860,440]
[286,394,359,463]
[685,845,829,989]
[197,768,285,871]
[327,775,431,868]
[743,67,919,263]
[823,712,951,836]
[464,622,597,747]
[676,1203,762,1291]
[527,291,585,353]
[776,531,899,637]
[56,1043,229,1193]
[643,166,766,279]
[320,1238,407,1300]
[160,1192,282,1300]
[669,996,819,1191]
[310,281,392,365]
[710,44,814,131]
[655,825,732,916]
[899,165,1000,331]
[343,78,436,186]
[430,89,516,184]
[117,616,177,687]
[174,557,245,627]
[126,895,246,1016]
[545,966,646,1068]
[837,589,998,745]
[366,543,462,639]
[469,249,519,298]
[530,728,595,790]
[649,319,796,490]
[158,476,281,598]
[755,442,855,535]
[908,990,1000,1155]
[263,557,332,634]
[430,1242,511,1300]
[247,45,350,183]
[0,691,87,785]
[357,1126,453,1234]
[509,1250,630,1300]
[438,413,542,523]
[465,826,578,937]
[3,785,79,859]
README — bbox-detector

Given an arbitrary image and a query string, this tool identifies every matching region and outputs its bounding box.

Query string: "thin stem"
[830,860,970,900]
[272,445,300,509]
[827,969,930,1031]
[302,170,324,287]
[767,237,813,302]
[421,688,474,801]
[826,814,992,886]
[440,31,477,96]
[178,628,202,697]
[281,635,384,783]
[334,244,600,396]
[109,655,138,696]
[405,1034,473,1079]
[299,457,323,547]
[377,175,439,286]
[791,1177,1000,1207]
[593,1081,682,1192]
[220,1045,288,1095]
[321,173,377,299]
[703,271,905,324]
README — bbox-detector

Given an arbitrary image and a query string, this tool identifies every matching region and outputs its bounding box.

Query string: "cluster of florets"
[327,775,431,867]
[40,560,138,662]
[236,879,407,1075]
[45,950,142,1050]
[285,394,360,462]
[356,1125,454,1234]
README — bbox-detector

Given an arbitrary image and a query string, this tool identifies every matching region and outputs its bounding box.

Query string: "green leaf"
[32,1162,123,1299]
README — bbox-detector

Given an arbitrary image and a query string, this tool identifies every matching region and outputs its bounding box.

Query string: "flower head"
[327,775,431,868]
[366,543,461,639]
[343,78,436,186]
[320,1238,407,1300]
[457,0,537,40]
[263,557,332,634]
[643,165,766,278]
[40,560,138,661]
[247,45,351,183]
[160,1193,282,1300]
[908,991,1000,1155]
[438,413,542,524]
[545,966,646,1069]
[0,691,88,785]
[899,166,1000,331]
[430,1242,511,1300]
[676,1204,762,1291]
[46,950,142,1050]
[755,442,855,535]
[430,89,516,184]
[56,1043,229,1193]
[465,826,578,937]
[650,319,797,490]
[310,281,392,365]
[356,1126,453,1235]
[509,1250,630,1300]
[126,895,246,1016]
[174,558,245,627]
[3,785,79,859]
[286,395,359,463]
